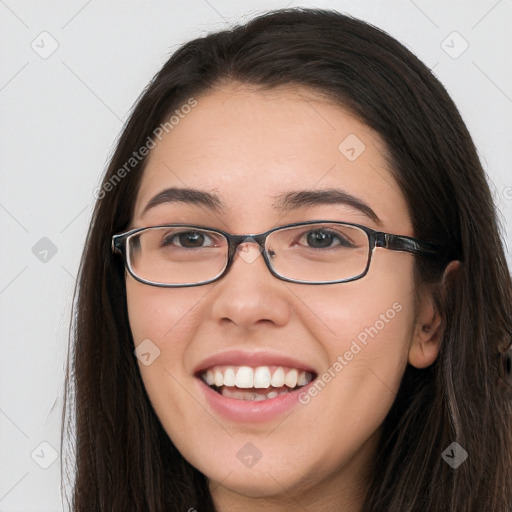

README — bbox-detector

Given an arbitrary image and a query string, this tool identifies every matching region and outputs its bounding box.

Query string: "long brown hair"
[62,8,512,511]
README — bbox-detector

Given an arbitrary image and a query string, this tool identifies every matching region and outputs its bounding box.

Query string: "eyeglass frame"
[111,220,446,287]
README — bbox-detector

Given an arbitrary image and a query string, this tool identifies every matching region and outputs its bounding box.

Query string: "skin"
[126,83,442,512]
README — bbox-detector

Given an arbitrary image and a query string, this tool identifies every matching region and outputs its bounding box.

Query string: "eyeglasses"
[111,220,445,287]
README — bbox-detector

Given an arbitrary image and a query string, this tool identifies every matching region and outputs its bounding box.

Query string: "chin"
[205,465,308,499]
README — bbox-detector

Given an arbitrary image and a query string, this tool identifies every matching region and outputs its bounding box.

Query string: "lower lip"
[197,378,315,423]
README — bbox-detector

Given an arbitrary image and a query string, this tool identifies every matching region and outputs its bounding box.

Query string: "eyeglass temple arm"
[111,234,125,254]
[374,232,443,256]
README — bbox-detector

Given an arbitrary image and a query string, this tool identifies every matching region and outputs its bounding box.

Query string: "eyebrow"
[141,186,380,224]
[142,187,225,216]
[273,189,381,224]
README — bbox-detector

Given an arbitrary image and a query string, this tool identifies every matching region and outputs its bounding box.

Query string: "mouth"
[198,365,316,401]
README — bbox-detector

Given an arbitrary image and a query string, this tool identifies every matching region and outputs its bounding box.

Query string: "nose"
[209,241,292,330]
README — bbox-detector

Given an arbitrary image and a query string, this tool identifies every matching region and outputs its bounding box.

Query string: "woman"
[63,8,512,511]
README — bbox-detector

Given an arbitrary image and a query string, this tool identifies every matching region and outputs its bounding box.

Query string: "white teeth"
[271,367,285,388]
[224,367,236,387]
[297,370,307,386]
[284,368,298,388]
[253,366,271,388]
[205,369,214,386]
[235,367,254,388]
[201,365,314,392]
[221,388,270,401]
[214,369,224,387]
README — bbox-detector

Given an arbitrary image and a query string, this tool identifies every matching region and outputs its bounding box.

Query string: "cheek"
[290,257,415,362]
[126,279,206,346]
[125,279,206,407]
[291,257,416,417]
[125,279,220,443]
[284,278,415,477]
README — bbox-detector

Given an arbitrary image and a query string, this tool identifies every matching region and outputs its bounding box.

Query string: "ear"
[408,261,460,369]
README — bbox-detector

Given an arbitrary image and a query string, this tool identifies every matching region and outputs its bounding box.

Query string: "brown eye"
[165,231,206,248]
[161,229,218,249]
[303,229,354,249]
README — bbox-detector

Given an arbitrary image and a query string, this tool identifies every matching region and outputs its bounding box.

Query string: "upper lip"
[193,350,318,376]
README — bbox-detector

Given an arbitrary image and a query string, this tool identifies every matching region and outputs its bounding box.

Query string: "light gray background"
[0,1,511,510]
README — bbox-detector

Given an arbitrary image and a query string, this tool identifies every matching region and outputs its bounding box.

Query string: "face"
[125,83,439,508]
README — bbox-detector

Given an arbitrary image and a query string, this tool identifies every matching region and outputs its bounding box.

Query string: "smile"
[200,365,315,401]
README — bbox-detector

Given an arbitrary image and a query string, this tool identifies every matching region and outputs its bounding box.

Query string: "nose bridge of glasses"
[230,233,267,250]
[230,234,266,265]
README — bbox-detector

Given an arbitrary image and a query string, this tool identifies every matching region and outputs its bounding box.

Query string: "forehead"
[132,83,411,233]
